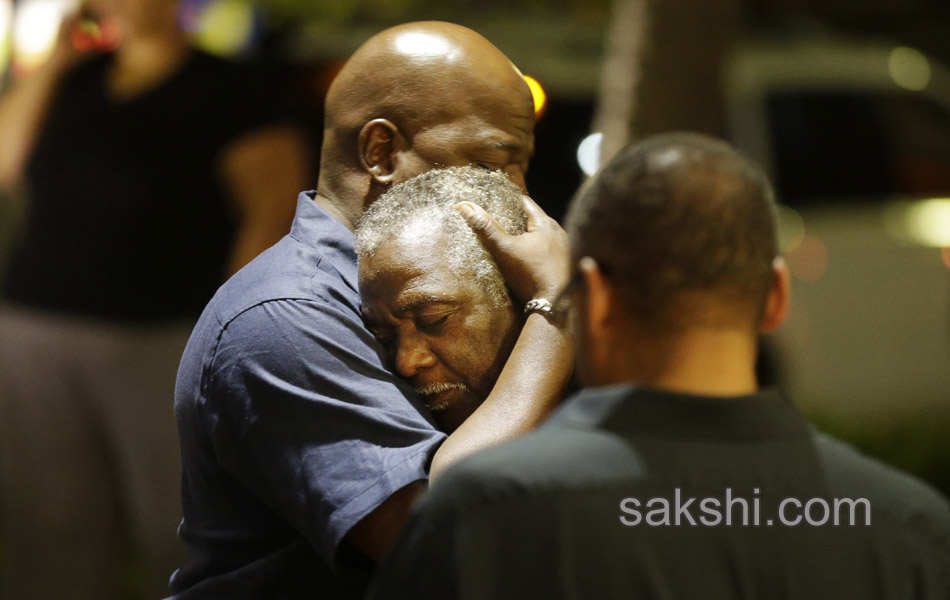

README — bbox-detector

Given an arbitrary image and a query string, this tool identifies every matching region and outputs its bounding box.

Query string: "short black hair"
[565,132,778,329]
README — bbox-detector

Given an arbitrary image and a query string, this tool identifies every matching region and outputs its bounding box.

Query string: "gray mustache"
[415,382,472,410]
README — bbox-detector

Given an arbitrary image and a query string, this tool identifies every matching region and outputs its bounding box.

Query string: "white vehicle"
[724,31,950,427]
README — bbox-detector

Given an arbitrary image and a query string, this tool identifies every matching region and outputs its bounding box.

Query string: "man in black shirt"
[369,133,950,599]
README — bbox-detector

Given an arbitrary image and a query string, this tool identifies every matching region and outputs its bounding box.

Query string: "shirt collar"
[289,191,359,292]
[549,384,808,443]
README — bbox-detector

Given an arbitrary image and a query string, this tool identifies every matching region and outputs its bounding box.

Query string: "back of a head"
[355,166,526,306]
[565,132,779,330]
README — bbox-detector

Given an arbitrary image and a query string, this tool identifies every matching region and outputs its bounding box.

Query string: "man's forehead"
[361,227,449,280]
[377,233,468,290]
[369,263,467,318]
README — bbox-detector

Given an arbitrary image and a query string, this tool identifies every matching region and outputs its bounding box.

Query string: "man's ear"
[760,257,791,333]
[359,119,402,185]
[579,257,612,336]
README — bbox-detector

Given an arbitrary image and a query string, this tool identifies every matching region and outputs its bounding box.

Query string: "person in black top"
[369,133,950,599]
[0,0,310,597]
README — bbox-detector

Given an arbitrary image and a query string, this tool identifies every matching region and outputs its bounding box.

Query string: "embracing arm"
[348,321,570,561]
[427,195,573,480]
[430,313,571,480]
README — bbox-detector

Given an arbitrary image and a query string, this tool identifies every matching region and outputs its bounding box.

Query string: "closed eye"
[417,313,450,333]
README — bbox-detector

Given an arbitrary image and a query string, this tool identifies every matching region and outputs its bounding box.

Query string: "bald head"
[325,22,529,140]
[317,22,535,229]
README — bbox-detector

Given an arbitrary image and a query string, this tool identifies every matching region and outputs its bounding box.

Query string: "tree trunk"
[594,0,744,167]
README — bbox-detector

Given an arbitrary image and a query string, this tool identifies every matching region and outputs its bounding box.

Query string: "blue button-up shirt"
[170,192,446,597]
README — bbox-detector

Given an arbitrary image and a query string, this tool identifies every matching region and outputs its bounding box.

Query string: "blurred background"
[0,0,948,595]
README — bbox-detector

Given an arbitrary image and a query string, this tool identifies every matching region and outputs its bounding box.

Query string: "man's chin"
[426,395,455,412]
[416,383,483,431]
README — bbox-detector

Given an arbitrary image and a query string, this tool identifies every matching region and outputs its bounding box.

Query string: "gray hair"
[355,166,527,306]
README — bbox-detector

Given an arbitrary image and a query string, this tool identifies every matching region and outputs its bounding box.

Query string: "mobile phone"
[69,5,119,52]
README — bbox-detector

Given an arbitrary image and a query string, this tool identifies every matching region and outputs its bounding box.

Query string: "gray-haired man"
[356,166,538,432]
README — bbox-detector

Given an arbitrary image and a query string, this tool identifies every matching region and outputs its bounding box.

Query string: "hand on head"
[455,195,570,304]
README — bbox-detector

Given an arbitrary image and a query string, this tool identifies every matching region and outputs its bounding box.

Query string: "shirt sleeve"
[367,489,462,599]
[203,297,447,567]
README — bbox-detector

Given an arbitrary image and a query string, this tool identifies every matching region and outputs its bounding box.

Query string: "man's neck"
[313,166,379,233]
[108,33,190,100]
[591,327,760,398]
[313,192,358,232]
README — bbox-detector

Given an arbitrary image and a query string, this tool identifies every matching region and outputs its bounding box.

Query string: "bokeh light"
[884,199,950,247]
[523,74,546,118]
[12,0,75,73]
[776,204,805,254]
[577,132,603,177]
[888,46,931,92]
[786,235,828,283]
[191,0,256,56]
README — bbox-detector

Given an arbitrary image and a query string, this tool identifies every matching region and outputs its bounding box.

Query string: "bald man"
[169,22,572,598]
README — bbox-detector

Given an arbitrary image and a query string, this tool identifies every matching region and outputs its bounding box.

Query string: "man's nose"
[395,334,437,379]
